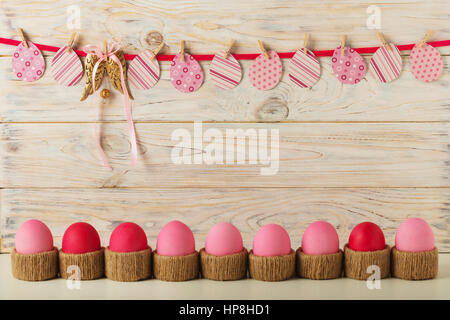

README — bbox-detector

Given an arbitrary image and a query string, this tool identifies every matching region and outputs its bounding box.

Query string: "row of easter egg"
[11,218,438,282]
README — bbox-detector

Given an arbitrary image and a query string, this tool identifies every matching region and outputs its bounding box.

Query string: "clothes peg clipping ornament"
[288,33,321,88]
[410,31,443,82]
[209,39,242,90]
[249,40,282,91]
[369,32,402,83]
[170,40,204,93]
[51,32,83,86]
[128,41,163,90]
[332,35,367,85]
[12,28,45,82]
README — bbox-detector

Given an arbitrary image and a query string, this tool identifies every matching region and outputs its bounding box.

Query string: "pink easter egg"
[205,222,243,256]
[15,219,53,254]
[369,43,402,83]
[170,53,203,93]
[331,46,366,85]
[249,50,282,91]
[210,50,242,90]
[288,48,321,88]
[128,50,160,90]
[12,41,45,82]
[410,43,443,82]
[109,222,149,253]
[156,220,195,256]
[301,221,339,255]
[252,224,291,257]
[395,218,435,252]
[51,46,83,86]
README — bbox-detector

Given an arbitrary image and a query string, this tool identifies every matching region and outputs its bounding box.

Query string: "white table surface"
[1,253,449,300]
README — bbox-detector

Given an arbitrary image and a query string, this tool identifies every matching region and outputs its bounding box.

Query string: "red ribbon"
[1,37,450,61]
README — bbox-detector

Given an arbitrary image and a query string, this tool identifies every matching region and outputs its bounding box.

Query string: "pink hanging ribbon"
[84,42,138,168]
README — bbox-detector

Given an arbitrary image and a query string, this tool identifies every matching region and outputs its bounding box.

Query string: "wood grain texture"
[0,56,449,122]
[1,188,449,252]
[1,122,449,188]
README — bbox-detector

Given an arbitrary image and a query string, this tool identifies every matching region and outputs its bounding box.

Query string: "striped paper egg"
[249,50,282,91]
[170,53,204,93]
[128,50,160,90]
[51,46,83,86]
[288,49,320,88]
[331,46,366,85]
[209,50,242,90]
[12,41,45,82]
[410,43,443,82]
[369,43,402,83]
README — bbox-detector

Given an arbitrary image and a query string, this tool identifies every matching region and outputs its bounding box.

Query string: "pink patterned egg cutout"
[331,46,366,85]
[128,50,160,90]
[209,50,242,90]
[288,48,320,88]
[12,41,45,82]
[170,53,203,93]
[51,46,83,86]
[249,50,282,91]
[369,43,402,83]
[410,43,443,82]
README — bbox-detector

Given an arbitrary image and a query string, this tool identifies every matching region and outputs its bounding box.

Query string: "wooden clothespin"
[341,35,346,56]
[303,33,309,54]
[17,28,28,48]
[258,40,269,59]
[224,39,235,59]
[150,42,164,61]
[180,40,185,62]
[419,30,432,48]
[66,32,77,53]
[376,31,390,51]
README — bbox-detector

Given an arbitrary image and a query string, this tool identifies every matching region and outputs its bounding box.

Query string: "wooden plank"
[1,188,449,253]
[0,56,449,122]
[1,122,448,188]
[1,0,449,55]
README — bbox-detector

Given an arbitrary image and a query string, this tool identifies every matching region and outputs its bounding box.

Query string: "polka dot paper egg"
[15,219,54,254]
[332,46,366,85]
[249,50,282,91]
[12,41,45,82]
[410,43,443,82]
[170,53,203,93]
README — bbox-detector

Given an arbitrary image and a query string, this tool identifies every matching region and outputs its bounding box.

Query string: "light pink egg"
[253,224,291,257]
[205,222,243,256]
[156,220,195,256]
[395,218,435,252]
[302,221,339,255]
[15,219,53,254]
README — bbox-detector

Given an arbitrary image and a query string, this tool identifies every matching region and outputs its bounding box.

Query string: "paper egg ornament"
[170,53,203,93]
[109,222,148,253]
[395,218,434,252]
[249,224,295,281]
[410,43,443,82]
[128,50,160,90]
[200,222,248,281]
[12,41,45,82]
[51,46,83,86]
[15,219,53,254]
[392,218,438,280]
[205,222,243,256]
[59,222,104,280]
[11,219,58,281]
[297,221,343,280]
[345,222,390,280]
[369,43,402,83]
[209,50,242,90]
[332,46,366,85]
[301,221,339,255]
[105,222,151,282]
[288,49,321,88]
[154,220,199,281]
[249,50,282,91]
